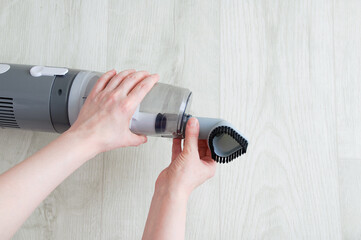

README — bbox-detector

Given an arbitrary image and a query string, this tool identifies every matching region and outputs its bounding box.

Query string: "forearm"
[0,130,98,239]
[143,187,189,240]
[143,118,216,240]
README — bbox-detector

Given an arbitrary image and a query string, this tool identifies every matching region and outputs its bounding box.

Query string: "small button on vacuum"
[0,64,10,74]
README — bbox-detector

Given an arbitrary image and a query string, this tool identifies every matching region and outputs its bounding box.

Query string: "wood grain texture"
[103,1,220,239]
[0,0,107,239]
[0,0,360,239]
[334,0,361,239]
[334,0,361,160]
[220,0,342,239]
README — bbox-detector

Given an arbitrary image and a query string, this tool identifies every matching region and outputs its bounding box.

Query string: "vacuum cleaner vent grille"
[0,97,19,128]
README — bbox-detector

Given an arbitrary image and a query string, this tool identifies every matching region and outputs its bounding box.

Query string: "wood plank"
[0,0,108,239]
[220,0,341,239]
[334,0,361,159]
[102,0,220,239]
[334,0,361,238]
[333,0,361,157]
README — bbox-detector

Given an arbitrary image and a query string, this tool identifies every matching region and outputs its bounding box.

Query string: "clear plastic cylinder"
[130,83,192,138]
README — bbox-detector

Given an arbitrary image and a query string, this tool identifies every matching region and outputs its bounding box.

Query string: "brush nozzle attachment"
[186,117,248,163]
[207,125,248,163]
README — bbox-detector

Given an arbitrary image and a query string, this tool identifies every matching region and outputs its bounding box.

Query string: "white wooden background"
[0,0,360,239]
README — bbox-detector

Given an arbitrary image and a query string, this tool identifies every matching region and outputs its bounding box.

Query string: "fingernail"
[189,118,197,127]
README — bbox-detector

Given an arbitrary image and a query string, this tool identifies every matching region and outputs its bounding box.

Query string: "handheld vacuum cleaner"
[0,63,248,163]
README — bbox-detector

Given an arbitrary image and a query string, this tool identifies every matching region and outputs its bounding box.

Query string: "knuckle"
[124,74,136,82]
[125,71,149,82]
[100,72,112,80]
[135,71,149,79]
[129,73,137,79]
[137,81,148,91]
[182,147,192,156]
[99,91,108,98]
[105,93,118,104]
[98,77,106,83]
[120,70,133,77]
[93,94,101,103]
[120,99,133,112]
[109,93,118,101]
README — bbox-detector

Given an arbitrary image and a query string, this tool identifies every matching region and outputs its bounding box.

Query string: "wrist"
[62,128,101,159]
[154,184,190,204]
[154,176,191,202]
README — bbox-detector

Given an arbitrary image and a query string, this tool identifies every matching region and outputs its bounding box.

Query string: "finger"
[104,69,135,92]
[126,74,159,107]
[172,138,182,162]
[91,70,117,94]
[117,71,150,95]
[183,117,199,154]
[126,133,148,147]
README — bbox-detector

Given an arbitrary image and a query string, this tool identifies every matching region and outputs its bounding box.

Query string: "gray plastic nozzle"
[185,116,248,163]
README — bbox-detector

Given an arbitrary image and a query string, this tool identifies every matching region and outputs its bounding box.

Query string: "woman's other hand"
[156,117,217,198]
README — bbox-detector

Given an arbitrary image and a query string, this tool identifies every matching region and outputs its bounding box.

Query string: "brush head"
[184,116,248,163]
[208,125,248,163]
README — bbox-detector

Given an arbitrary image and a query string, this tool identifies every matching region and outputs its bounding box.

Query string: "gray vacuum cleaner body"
[0,63,248,163]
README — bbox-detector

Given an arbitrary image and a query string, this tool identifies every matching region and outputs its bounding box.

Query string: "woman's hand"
[68,69,159,154]
[156,117,217,198]
[0,68,159,239]
[143,118,216,240]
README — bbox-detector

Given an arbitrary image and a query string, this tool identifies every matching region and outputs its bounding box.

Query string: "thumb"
[127,133,147,146]
[183,117,199,153]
